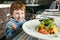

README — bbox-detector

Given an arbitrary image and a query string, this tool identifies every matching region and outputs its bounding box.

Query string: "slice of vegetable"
[39,29,48,34]
[51,25,58,34]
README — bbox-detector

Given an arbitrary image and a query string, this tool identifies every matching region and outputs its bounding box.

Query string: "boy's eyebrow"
[13,9,24,13]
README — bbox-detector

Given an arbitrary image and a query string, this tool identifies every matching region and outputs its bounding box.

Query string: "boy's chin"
[16,18,24,22]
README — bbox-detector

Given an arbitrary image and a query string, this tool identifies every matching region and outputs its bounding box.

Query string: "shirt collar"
[10,18,26,23]
[10,18,18,22]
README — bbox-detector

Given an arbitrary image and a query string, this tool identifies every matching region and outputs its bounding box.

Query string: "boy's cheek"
[15,14,19,17]
[20,14,25,18]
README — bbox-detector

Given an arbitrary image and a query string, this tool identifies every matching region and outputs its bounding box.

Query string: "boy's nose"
[17,14,20,18]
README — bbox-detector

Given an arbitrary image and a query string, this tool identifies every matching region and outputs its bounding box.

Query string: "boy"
[6,1,26,39]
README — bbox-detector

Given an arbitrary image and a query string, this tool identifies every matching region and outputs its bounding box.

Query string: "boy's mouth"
[16,17,24,21]
[17,17,20,20]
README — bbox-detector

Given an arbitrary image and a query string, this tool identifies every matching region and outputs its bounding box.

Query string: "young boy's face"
[12,9,25,21]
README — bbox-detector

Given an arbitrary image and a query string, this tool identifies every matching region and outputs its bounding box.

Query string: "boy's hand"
[10,24,16,31]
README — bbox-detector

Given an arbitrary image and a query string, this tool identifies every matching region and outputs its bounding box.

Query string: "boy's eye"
[21,13,23,14]
[16,13,19,14]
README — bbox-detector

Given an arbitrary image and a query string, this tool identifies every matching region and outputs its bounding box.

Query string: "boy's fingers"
[10,24,16,30]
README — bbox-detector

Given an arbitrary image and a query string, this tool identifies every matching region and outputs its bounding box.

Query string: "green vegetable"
[40,21,44,27]
[45,25,51,31]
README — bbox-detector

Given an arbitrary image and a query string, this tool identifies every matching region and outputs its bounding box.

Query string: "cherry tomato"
[49,28,54,33]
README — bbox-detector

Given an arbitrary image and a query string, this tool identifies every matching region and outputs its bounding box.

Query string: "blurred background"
[0,0,59,40]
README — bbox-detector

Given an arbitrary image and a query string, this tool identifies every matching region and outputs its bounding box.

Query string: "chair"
[0,8,9,39]
[49,1,57,9]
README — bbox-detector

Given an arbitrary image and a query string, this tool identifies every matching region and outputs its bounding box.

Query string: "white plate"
[22,18,60,40]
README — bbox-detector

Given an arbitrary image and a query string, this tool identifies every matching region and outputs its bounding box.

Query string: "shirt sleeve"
[5,23,12,39]
[20,19,26,28]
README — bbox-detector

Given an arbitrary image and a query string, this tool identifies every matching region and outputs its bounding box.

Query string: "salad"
[35,17,58,34]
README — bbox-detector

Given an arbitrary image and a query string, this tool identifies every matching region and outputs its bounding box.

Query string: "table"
[26,4,41,6]
[36,9,60,20]
[26,4,41,14]
[36,9,60,18]
[13,31,39,40]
